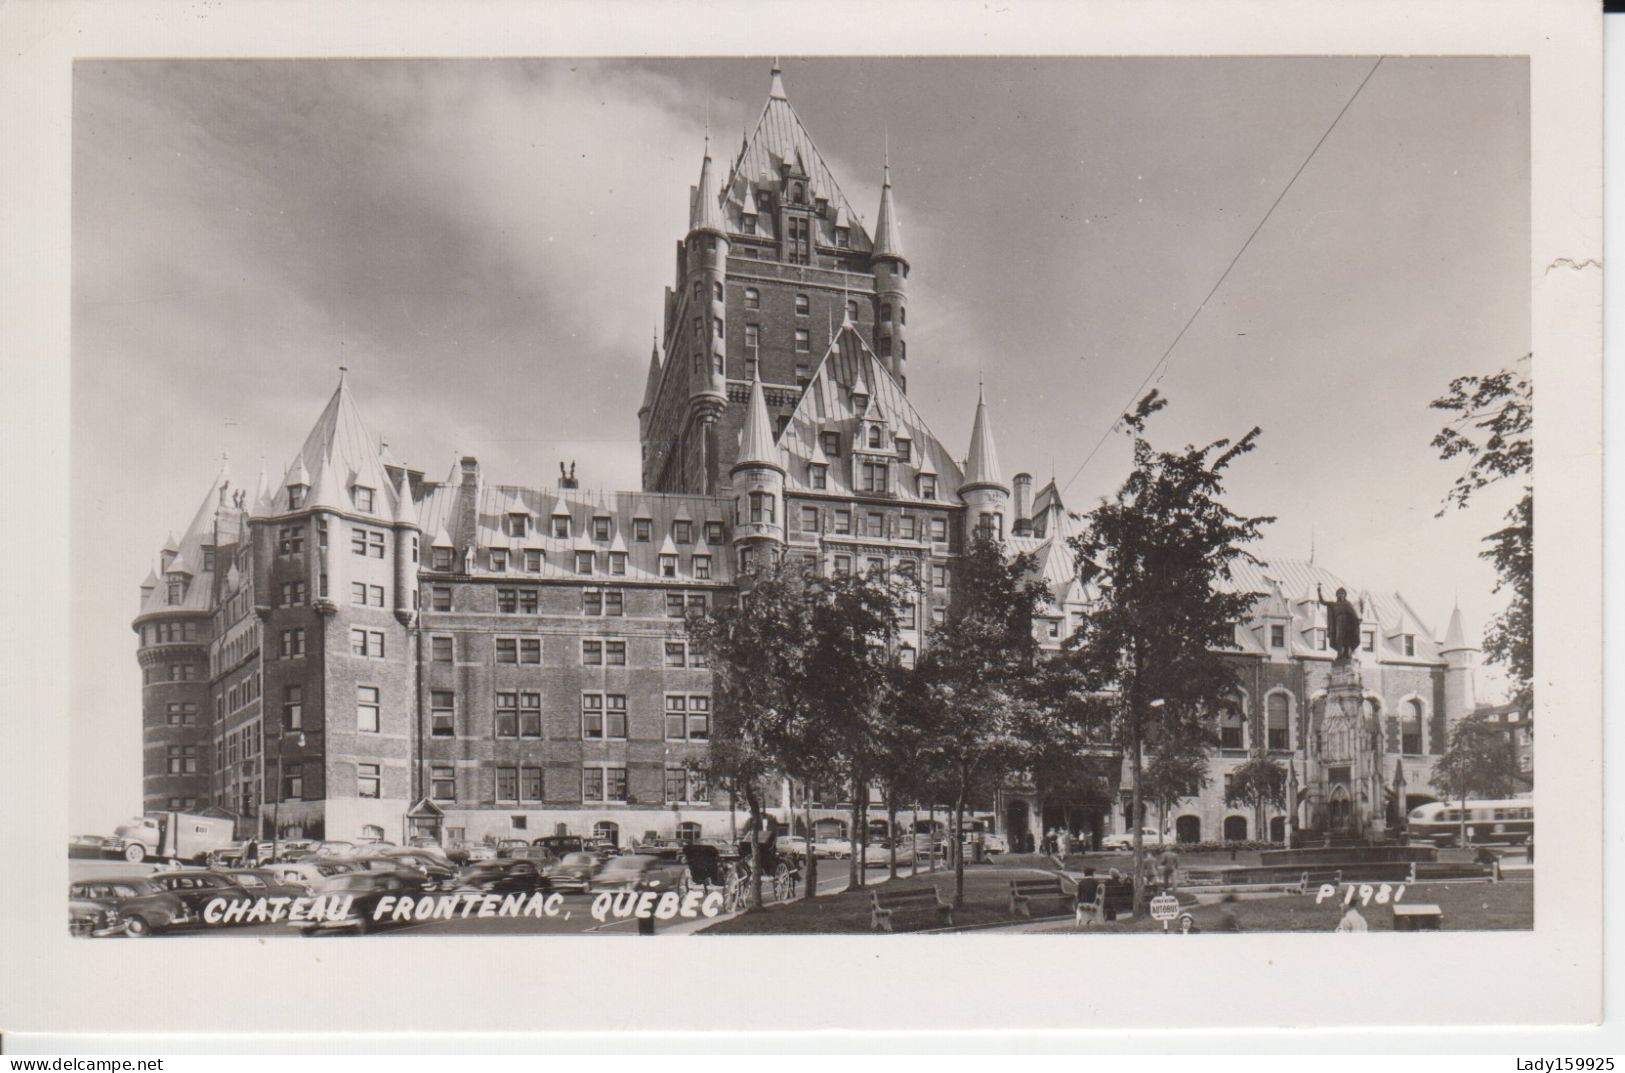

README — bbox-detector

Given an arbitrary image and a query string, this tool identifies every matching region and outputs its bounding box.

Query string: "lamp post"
[272,728,306,863]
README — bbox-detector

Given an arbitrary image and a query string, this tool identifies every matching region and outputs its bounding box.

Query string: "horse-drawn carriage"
[679,838,800,909]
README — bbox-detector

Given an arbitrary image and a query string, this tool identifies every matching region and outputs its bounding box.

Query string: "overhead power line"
[1060,56,1386,497]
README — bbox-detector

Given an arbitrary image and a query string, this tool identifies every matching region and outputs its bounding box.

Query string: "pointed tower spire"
[1441,602,1472,651]
[960,385,1007,493]
[733,367,782,474]
[872,153,907,266]
[769,58,787,100]
[689,138,726,235]
[639,335,663,417]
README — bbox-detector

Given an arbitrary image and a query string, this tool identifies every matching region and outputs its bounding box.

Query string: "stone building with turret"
[133,61,1488,850]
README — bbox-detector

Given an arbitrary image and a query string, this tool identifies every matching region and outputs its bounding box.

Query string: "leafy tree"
[1224,752,1286,841]
[1432,710,1522,845]
[871,659,934,879]
[1066,391,1271,914]
[914,535,1050,906]
[1140,734,1213,840]
[1431,357,1533,711]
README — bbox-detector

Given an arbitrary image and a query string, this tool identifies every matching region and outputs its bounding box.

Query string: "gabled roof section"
[281,372,400,520]
[779,324,962,498]
[721,63,873,251]
[140,467,227,617]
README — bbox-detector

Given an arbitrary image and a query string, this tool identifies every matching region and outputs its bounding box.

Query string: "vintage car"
[312,840,360,859]
[69,896,125,937]
[68,877,199,937]
[216,867,309,901]
[530,835,584,856]
[260,860,360,895]
[68,834,119,860]
[546,851,600,893]
[143,870,253,919]
[353,851,457,890]
[589,853,688,894]
[292,872,418,935]
[454,859,554,895]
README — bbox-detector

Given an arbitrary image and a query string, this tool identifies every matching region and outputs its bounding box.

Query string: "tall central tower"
[640,61,909,495]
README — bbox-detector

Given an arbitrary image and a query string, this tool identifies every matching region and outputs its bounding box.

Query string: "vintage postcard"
[0,0,1602,1040]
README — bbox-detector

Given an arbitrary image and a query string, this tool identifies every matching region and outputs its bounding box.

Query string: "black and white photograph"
[1,0,1606,1046]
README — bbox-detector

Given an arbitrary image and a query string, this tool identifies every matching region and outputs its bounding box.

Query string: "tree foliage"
[1066,390,1272,911]
[1433,710,1522,804]
[1431,357,1533,710]
[1224,752,1286,838]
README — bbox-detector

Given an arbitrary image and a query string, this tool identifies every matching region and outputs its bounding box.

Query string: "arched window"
[676,821,702,844]
[1269,816,1285,842]
[846,299,859,319]
[791,181,804,203]
[881,303,893,321]
[712,282,723,302]
[1175,816,1201,844]
[1401,698,1424,754]
[867,426,882,448]
[744,287,760,310]
[1223,816,1248,842]
[794,293,809,316]
[1219,701,1245,750]
[593,821,619,846]
[1266,693,1290,750]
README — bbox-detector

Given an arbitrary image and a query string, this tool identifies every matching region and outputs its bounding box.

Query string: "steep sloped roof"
[778,324,963,498]
[733,370,783,473]
[689,142,726,235]
[872,163,905,263]
[274,372,400,521]
[140,465,228,616]
[960,388,1007,493]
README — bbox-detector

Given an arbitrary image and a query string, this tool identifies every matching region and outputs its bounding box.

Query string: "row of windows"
[224,720,261,769]
[494,515,725,545]
[467,549,715,579]
[142,621,201,645]
[223,673,260,714]
[427,690,710,741]
[143,663,201,684]
[799,506,949,543]
[804,458,940,499]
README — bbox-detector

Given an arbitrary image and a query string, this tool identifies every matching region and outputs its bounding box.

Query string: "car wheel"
[123,843,147,863]
[124,914,152,938]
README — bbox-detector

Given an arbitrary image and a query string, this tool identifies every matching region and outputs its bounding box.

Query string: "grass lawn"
[1087,880,1532,933]
[702,862,1063,935]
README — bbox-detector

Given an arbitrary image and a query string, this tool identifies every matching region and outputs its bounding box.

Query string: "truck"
[110,811,236,864]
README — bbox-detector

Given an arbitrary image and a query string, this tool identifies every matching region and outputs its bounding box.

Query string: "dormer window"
[742,211,757,231]
[919,475,937,499]
[810,463,828,491]
[895,437,911,463]
[507,513,528,538]
[552,515,570,539]
[1270,624,1285,649]
[575,551,595,575]
[634,519,652,542]
[820,431,840,458]
[867,426,883,449]
[353,486,374,513]
[432,546,453,571]
[755,191,771,211]
[288,486,306,510]
[203,547,216,572]
[168,580,185,604]
[593,517,611,542]
[705,520,725,544]
[881,303,893,321]
[1361,628,1375,653]
[693,554,712,580]
[609,551,627,576]
[846,299,859,320]
[659,554,678,578]
[790,181,804,204]
[672,520,692,544]
[835,227,850,249]
[1402,634,1416,657]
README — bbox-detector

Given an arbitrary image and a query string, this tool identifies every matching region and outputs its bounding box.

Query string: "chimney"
[559,460,579,490]
[455,456,481,553]
[1012,472,1034,537]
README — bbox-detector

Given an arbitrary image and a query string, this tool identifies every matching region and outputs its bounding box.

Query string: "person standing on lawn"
[1336,905,1369,932]
[1056,828,1071,859]
[1157,845,1180,890]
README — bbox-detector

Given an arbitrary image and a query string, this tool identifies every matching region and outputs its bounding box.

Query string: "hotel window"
[165,745,197,775]
[835,227,850,248]
[660,554,678,578]
[431,546,453,571]
[713,316,724,338]
[583,640,602,665]
[800,506,820,532]
[976,512,1003,541]
[593,517,611,541]
[866,556,885,575]
[738,546,755,574]
[496,767,518,803]
[356,763,382,799]
[353,486,374,512]
[744,287,760,310]
[1402,634,1416,657]
[552,514,570,538]
[931,564,948,590]
[490,549,508,572]
[666,768,694,804]
[901,603,918,630]
[575,551,595,575]
[608,551,627,575]
[693,555,712,580]
[583,590,602,616]
[673,520,692,544]
[283,765,304,802]
[283,685,303,730]
[521,767,543,802]
[794,293,809,316]
[862,463,888,494]
[899,646,916,669]
[165,702,197,726]
[351,582,384,607]
[168,664,198,681]
[866,512,884,536]
[352,527,386,558]
[1402,698,1425,754]
[810,465,827,490]
[846,299,859,320]
[745,324,759,349]
[749,492,776,524]
[606,640,626,665]
[431,586,451,611]
[1360,628,1375,653]
[524,549,542,572]
[929,516,948,542]
[1219,703,1245,750]
[866,426,882,449]
[634,519,652,542]
[604,590,624,616]
[931,606,946,626]
[356,686,380,733]
[666,593,687,618]
[820,431,841,458]
[506,513,528,538]
[519,638,540,663]
[350,628,385,658]
[1045,618,1059,639]
[879,338,892,358]
[1267,694,1290,750]
[288,486,306,510]
[833,554,851,575]
[431,690,455,737]
[278,526,304,555]
[833,510,851,535]
[279,581,305,606]
[430,766,455,801]
[794,328,810,352]
[704,520,724,544]
[920,476,938,500]
[896,438,911,463]
[496,638,517,663]
[665,641,686,668]
[899,516,917,540]
[280,628,305,658]
[1270,624,1285,649]
[796,362,811,385]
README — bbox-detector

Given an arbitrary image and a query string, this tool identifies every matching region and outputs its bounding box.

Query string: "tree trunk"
[953,792,967,908]
[1459,793,1469,848]
[801,786,817,901]
[886,791,899,881]
[848,776,863,891]
[1131,732,1146,917]
[747,791,764,911]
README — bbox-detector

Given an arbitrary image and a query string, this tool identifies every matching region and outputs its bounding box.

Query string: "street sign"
[1150,894,1180,922]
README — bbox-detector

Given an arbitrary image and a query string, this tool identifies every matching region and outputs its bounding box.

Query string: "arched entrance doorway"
[1269,816,1285,842]
[1222,816,1248,841]
[1328,785,1353,833]
[1004,802,1030,852]
[1175,815,1201,844]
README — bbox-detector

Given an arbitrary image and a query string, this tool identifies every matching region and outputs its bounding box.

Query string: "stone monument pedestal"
[1305,658,1388,841]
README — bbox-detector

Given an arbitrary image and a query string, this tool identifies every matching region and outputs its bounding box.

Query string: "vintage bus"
[1406,798,1533,846]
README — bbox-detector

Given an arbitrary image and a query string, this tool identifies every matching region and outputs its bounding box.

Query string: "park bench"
[871,885,954,932]
[1009,876,1074,919]
[1296,868,1343,893]
[1391,903,1443,931]
[1078,880,1137,927]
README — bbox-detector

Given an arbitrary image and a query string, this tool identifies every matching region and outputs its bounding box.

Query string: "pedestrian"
[1157,845,1180,890]
[1057,828,1071,859]
[1335,905,1369,932]
[1140,853,1159,892]
[242,838,259,868]
[1216,893,1243,932]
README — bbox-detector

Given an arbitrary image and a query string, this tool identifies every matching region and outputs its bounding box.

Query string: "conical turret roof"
[283,370,394,516]
[872,161,906,264]
[733,369,782,474]
[1441,604,1474,651]
[689,140,726,236]
[960,387,1007,493]
[639,338,663,415]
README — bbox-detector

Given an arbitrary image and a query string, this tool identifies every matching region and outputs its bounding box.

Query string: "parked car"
[978,832,1009,854]
[262,860,360,895]
[496,845,557,868]
[589,853,688,893]
[144,871,253,920]
[1101,828,1168,851]
[493,839,533,857]
[774,836,812,860]
[69,834,118,860]
[455,860,554,895]
[813,837,854,860]
[546,852,600,893]
[698,838,742,862]
[863,839,916,868]
[217,867,313,902]
[292,872,417,935]
[530,835,584,856]
[313,840,359,859]
[68,877,200,937]
[271,839,318,862]
[69,896,125,937]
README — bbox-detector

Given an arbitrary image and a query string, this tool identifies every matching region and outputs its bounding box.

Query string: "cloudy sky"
[71,57,1528,831]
